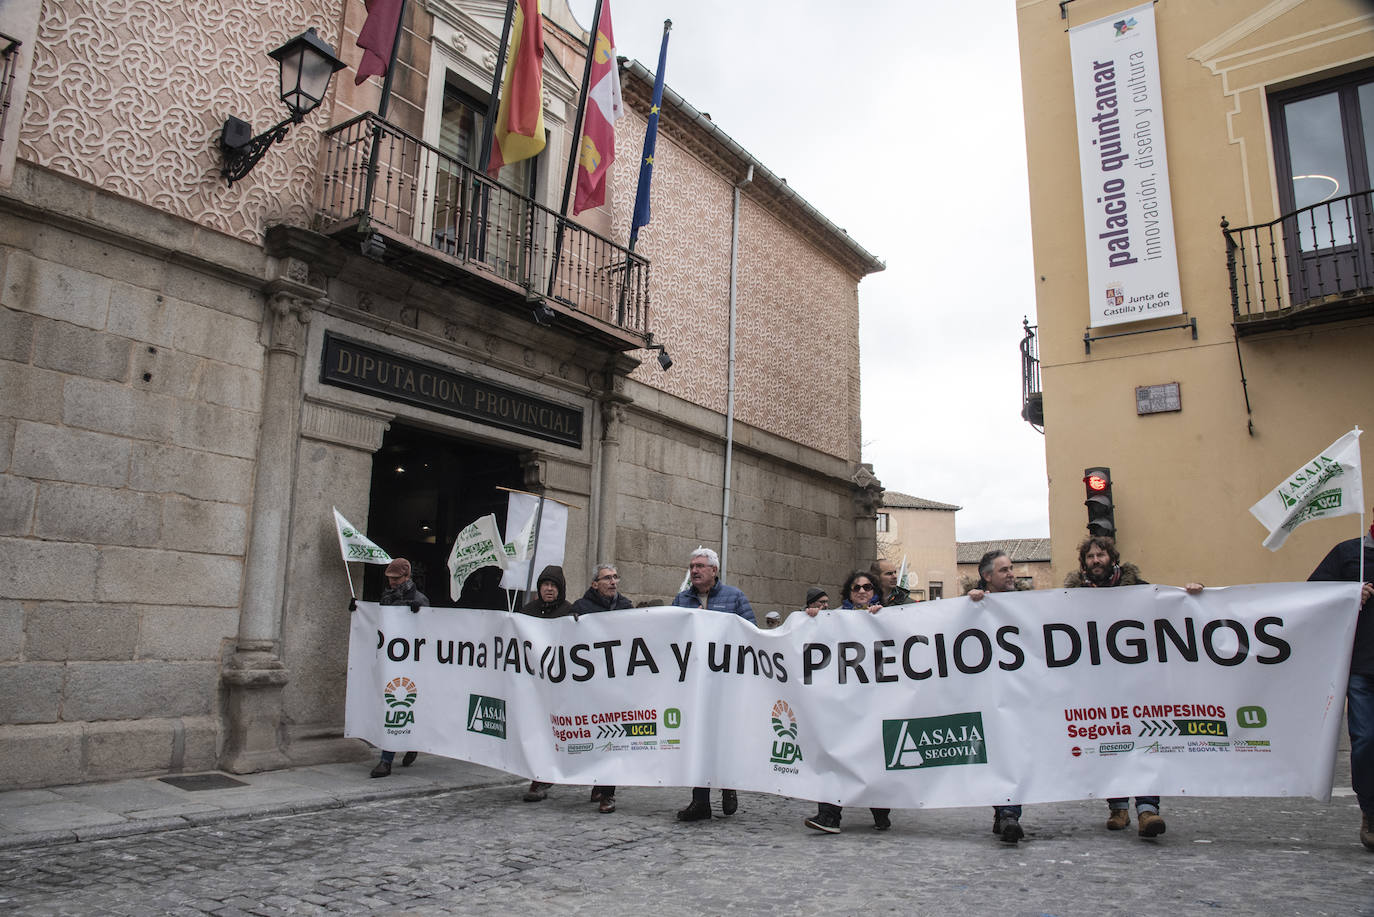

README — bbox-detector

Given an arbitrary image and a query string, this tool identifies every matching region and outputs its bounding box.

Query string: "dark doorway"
[363,423,524,609]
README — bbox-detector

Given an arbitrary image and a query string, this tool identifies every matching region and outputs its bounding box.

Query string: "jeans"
[379,750,395,764]
[1107,796,1159,814]
[1350,672,1374,816]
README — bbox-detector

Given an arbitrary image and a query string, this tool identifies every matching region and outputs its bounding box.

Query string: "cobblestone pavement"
[2,782,1373,917]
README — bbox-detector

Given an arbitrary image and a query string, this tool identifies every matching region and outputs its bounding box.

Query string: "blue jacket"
[673,580,756,624]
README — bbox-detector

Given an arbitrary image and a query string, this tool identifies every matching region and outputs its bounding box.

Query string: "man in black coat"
[371,558,428,777]
[519,565,573,618]
[1309,518,1374,851]
[568,563,632,812]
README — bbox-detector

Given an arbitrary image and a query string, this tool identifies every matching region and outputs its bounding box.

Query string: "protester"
[871,559,912,606]
[966,549,1030,842]
[1064,535,1202,837]
[763,610,782,628]
[518,565,572,802]
[673,547,755,821]
[371,558,427,778]
[805,587,829,611]
[570,563,633,813]
[1307,514,1374,851]
[802,570,892,834]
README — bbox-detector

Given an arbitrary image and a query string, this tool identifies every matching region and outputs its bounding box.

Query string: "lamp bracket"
[220,113,298,186]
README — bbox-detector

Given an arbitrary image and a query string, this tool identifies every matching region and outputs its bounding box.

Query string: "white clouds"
[568,0,1049,540]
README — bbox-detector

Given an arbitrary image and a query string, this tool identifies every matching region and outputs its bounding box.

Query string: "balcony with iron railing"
[316,113,650,350]
[1020,317,1043,433]
[1223,188,1374,336]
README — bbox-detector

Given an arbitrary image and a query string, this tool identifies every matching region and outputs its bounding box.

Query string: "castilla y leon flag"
[354,0,405,85]
[488,0,546,178]
[1250,428,1364,551]
[572,1,623,215]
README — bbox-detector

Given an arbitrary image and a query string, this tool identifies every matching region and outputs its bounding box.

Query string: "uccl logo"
[883,712,987,770]
[1237,705,1267,729]
[467,694,506,739]
[383,676,417,731]
[769,699,802,766]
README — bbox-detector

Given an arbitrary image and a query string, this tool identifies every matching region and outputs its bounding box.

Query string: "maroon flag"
[355,0,405,85]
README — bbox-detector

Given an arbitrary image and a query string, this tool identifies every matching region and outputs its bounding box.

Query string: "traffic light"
[1083,467,1115,538]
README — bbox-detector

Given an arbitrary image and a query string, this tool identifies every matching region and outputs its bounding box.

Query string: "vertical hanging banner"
[1069,3,1182,327]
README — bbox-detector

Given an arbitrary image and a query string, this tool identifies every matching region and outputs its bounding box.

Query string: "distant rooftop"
[956,539,1052,564]
[881,491,961,511]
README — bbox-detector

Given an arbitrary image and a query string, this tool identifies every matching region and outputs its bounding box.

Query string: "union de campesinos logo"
[883,712,987,770]
[769,699,802,770]
[467,694,507,739]
[383,676,417,732]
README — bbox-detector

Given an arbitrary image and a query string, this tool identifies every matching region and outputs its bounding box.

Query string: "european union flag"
[630,20,671,249]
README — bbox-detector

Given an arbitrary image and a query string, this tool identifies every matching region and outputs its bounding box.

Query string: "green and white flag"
[1249,428,1363,551]
[448,513,509,600]
[897,555,912,591]
[333,507,392,564]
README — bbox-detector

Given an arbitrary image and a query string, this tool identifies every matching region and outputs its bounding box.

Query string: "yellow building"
[1018,0,1374,587]
[875,491,959,601]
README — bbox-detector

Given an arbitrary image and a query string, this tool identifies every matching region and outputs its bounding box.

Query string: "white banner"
[346,581,1360,807]
[333,507,391,564]
[1250,428,1364,551]
[446,514,508,601]
[499,492,568,592]
[1069,3,1183,327]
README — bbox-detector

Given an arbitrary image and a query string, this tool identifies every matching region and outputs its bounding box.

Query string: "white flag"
[499,493,569,591]
[679,545,705,595]
[447,514,509,600]
[333,507,392,565]
[1249,428,1363,551]
[503,507,537,563]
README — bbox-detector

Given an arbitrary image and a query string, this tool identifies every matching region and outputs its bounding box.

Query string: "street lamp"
[220,27,345,185]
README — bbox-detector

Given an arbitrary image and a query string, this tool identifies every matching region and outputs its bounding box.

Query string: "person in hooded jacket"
[519,565,573,618]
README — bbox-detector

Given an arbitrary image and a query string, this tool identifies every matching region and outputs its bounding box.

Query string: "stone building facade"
[0,0,882,788]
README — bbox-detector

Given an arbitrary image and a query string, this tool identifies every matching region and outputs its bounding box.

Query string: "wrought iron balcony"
[1223,188,1374,336]
[317,113,650,349]
[1020,317,1043,433]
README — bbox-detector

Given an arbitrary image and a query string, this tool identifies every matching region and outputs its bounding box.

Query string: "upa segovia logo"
[769,700,802,772]
[383,677,417,732]
[883,712,988,770]
[467,694,507,739]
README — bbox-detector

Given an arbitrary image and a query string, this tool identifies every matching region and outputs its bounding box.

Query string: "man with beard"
[1064,536,1202,838]
[872,558,912,606]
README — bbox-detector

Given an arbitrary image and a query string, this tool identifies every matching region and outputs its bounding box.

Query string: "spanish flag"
[572,1,623,215]
[488,0,546,178]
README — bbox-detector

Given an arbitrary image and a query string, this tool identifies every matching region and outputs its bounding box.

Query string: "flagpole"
[478,0,519,176]
[548,0,604,298]
[342,558,356,599]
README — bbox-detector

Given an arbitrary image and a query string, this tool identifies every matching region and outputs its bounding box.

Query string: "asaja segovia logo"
[467,695,507,740]
[883,712,988,770]
[383,677,417,732]
[769,699,802,771]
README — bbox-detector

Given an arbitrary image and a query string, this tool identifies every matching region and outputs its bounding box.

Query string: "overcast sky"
[567,0,1050,541]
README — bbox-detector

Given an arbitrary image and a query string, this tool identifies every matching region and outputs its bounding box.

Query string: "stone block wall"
[0,165,265,788]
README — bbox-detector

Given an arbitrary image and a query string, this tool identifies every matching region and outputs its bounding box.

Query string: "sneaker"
[804,811,842,834]
[401,751,417,767]
[598,795,616,814]
[677,799,712,822]
[523,781,550,802]
[872,809,891,831]
[369,760,391,778]
[1137,811,1166,837]
[1362,813,1374,850]
[997,813,1024,844]
[1106,808,1130,830]
[721,789,738,816]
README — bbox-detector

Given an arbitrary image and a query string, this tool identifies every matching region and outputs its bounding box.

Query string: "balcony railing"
[0,32,21,159]
[1223,188,1374,332]
[318,113,649,341]
[1020,317,1043,433]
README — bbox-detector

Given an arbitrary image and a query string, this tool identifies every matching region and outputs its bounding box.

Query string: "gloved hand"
[410,601,422,614]
[348,598,358,612]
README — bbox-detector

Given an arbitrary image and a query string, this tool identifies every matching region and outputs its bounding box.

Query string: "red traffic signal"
[1083,466,1115,537]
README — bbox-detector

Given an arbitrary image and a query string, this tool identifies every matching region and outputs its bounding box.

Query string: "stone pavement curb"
[0,758,523,852]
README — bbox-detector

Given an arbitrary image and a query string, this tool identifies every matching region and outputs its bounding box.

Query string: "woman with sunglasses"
[802,570,891,834]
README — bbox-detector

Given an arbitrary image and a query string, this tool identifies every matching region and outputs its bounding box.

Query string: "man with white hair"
[672,547,755,821]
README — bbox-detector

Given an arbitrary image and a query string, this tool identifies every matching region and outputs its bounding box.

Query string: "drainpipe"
[720,164,753,581]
